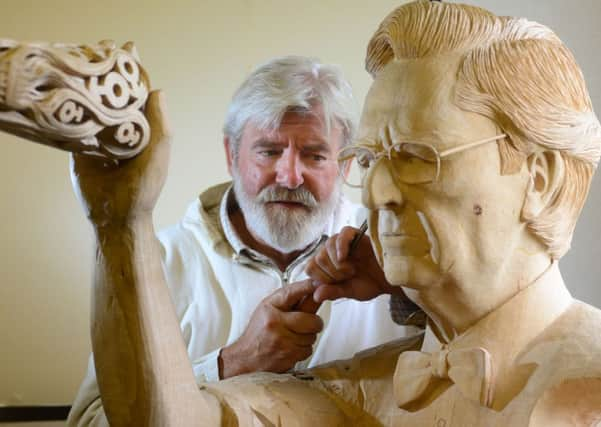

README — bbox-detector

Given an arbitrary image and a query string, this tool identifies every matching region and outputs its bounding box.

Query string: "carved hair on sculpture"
[0,39,150,159]
[366,0,601,259]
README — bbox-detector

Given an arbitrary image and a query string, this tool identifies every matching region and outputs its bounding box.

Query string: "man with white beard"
[68,56,414,426]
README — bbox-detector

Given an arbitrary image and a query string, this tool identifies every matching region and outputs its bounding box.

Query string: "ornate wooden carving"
[0,39,150,159]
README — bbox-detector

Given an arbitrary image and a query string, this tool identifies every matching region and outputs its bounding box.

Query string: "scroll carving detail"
[0,39,150,159]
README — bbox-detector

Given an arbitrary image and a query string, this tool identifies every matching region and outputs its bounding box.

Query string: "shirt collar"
[421,261,572,408]
[219,185,245,255]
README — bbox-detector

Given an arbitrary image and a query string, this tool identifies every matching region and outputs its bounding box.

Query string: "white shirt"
[68,182,413,426]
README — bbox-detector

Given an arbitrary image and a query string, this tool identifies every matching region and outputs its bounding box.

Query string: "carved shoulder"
[530,377,601,426]
[526,301,601,426]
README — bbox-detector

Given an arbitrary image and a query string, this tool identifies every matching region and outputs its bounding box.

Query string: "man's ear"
[223,136,234,176]
[522,150,564,220]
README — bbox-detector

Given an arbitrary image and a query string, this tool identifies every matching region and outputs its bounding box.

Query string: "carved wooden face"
[358,55,532,299]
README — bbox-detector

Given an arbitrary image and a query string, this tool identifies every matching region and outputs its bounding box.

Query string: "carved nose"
[362,158,404,209]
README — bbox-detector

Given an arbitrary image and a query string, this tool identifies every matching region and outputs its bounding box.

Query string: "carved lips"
[377,209,431,257]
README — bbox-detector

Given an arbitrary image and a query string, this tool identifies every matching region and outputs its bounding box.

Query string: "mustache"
[257,185,318,208]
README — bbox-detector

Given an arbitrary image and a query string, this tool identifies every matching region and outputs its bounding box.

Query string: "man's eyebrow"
[250,139,285,150]
[302,142,332,152]
[250,140,333,152]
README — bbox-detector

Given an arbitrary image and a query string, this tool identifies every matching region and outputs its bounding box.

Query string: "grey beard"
[232,173,342,254]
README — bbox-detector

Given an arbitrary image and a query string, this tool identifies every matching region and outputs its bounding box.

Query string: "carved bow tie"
[393,346,494,409]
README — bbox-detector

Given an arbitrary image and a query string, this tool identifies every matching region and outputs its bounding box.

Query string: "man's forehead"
[244,109,343,146]
[241,125,336,153]
[280,108,325,127]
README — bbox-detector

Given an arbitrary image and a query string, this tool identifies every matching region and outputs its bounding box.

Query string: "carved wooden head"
[359,0,601,261]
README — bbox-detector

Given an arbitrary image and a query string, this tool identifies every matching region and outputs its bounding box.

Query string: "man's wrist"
[218,344,240,379]
[217,347,226,380]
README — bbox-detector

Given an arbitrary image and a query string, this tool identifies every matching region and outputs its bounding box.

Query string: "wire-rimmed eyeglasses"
[337,134,507,188]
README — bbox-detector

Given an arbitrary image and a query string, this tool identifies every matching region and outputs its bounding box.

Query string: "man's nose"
[362,158,404,209]
[276,150,304,189]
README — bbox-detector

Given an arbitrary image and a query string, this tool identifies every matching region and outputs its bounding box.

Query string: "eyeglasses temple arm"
[438,134,507,158]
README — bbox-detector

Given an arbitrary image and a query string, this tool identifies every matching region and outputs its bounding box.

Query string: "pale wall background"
[1,0,599,412]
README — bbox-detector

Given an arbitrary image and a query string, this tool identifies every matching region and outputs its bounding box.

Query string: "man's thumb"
[269,279,315,311]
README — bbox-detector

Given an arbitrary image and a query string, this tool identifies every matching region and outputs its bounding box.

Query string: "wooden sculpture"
[0,39,150,159]
[189,1,601,425]
[5,1,601,426]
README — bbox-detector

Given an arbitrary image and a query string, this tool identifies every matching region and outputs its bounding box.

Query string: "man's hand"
[305,226,405,303]
[70,90,170,228]
[219,280,324,379]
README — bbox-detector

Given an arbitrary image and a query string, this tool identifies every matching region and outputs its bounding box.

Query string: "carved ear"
[224,136,234,176]
[522,150,564,220]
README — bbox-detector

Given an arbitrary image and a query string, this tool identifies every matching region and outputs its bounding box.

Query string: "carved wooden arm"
[0,39,150,159]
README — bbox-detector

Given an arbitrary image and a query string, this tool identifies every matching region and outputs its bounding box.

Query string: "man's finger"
[305,263,334,285]
[336,226,361,261]
[308,254,355,284]
[284,332,318,348]
[313,284,348,304]
[325,238,342,270]
[268,279,315,310]
[313,250,339,281]
[296,294,321,314]
[288,343,314,364]
[282,311,323,334]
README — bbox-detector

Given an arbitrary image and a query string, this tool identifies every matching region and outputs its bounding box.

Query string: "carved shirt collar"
[420,262,572,408]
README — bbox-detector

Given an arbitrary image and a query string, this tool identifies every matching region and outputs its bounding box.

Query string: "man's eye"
[259,150,281,157]
[302,150,329,162]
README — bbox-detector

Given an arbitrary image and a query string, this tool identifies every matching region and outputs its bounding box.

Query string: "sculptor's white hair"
[223,56,357,158]
[366,0,601,259]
